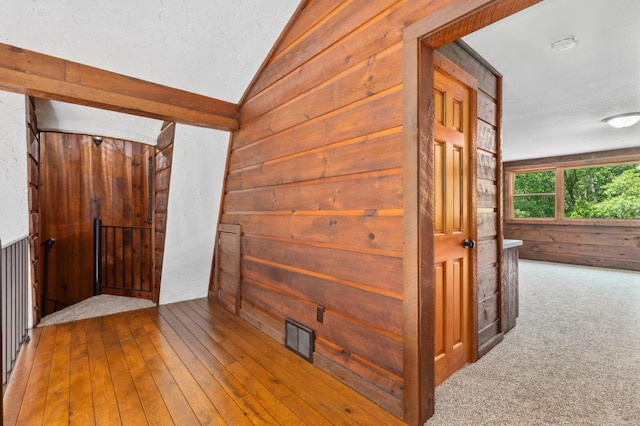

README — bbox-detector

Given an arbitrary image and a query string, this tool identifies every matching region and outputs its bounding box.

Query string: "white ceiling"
[2,0,638,160]
[0,0,299,144]
[464,0,640,161]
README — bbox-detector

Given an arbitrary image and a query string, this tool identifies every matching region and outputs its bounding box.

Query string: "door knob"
[463,239,475,249]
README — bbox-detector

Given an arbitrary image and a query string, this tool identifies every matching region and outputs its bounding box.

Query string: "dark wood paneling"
[26,97,42,322]
[40,133,153,310]
[154,122,175,303]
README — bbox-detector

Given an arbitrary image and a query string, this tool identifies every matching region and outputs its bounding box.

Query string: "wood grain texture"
[40,133,153,310]
[6,299,406,425]
[436,41,503,365]
[228,0,534,423]
[153,123,175,303]
[502,247,519,332]
[0,43,239,131]
[504,148,640,272]
[26,97,42,322]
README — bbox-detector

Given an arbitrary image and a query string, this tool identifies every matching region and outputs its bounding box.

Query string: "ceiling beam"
[0,43,239,131]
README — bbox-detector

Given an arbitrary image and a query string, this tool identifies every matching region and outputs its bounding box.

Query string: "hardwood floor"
[4,298,406,425]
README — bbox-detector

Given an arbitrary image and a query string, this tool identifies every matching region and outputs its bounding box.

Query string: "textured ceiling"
[464,0,640,161]
[1,0,300,103]
[2,1,637,161]
[0,0,300,144]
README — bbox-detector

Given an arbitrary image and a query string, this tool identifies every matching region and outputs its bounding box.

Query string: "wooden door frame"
[401,0,540,424]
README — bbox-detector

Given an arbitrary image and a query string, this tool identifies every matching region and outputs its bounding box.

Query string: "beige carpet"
[427,260,640,425]
[38,294,156,327]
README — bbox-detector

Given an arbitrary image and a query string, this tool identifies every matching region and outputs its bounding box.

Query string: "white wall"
[0,92,29,246]
[159,125,228,304]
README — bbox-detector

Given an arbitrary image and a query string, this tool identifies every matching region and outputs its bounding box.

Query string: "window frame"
[504,148,640,226]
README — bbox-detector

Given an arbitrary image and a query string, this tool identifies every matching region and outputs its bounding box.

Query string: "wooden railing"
[1,237,30,388]
[94,218,153,297]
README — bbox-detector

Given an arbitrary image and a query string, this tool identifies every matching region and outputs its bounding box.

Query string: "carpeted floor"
[37,294,156,327]
[427,260,640,425]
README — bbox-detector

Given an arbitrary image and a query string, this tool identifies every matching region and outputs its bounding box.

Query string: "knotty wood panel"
[223,1,521,422]
[222,212,403,253]
[242,258,403,336]
[154,122,174,303]
[227,128,403,191]
[225,171,402,212]
[225,1,415,414]
[242,237,402,295]
[40,133,153,311]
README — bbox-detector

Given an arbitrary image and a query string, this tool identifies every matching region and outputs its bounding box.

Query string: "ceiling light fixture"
[551,36,578,52]
[603,113,640,129]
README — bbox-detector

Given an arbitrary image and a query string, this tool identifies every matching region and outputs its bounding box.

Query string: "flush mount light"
[603,113,640,129]
[551,36,578,52]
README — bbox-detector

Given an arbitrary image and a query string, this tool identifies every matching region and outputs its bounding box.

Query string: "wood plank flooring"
[4,298,406,425]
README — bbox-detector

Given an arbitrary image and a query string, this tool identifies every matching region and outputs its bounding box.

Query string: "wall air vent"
[285,318,315,362]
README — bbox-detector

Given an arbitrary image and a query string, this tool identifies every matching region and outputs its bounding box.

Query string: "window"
[513,170,555,218]
[506,153,640,223]
[564,164,640,219]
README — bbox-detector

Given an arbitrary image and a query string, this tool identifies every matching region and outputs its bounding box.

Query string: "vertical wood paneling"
[502,246,519,332]
[40,133,153,311]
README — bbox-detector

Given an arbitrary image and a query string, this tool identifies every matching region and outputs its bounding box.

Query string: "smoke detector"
[551,36,578,52]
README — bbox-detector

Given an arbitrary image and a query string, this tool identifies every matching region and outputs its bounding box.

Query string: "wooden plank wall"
[436,42,503,356]
[221,0,479,416]
[505,223,640,271]
[26,97,41,322]
[154,122,175,303]
[504,148,640,272]
[40,133,154,310]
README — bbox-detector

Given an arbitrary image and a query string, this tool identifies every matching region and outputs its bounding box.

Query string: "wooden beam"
[0,43,239,131]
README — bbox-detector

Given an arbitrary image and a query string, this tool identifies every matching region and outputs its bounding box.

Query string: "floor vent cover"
[285,318,315,362]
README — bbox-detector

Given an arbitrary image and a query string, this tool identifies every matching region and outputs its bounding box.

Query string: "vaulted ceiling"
[2,0,638,161]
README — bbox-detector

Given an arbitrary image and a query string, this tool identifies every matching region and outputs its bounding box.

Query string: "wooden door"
[40,133,154,313]
[433,64,476,386]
